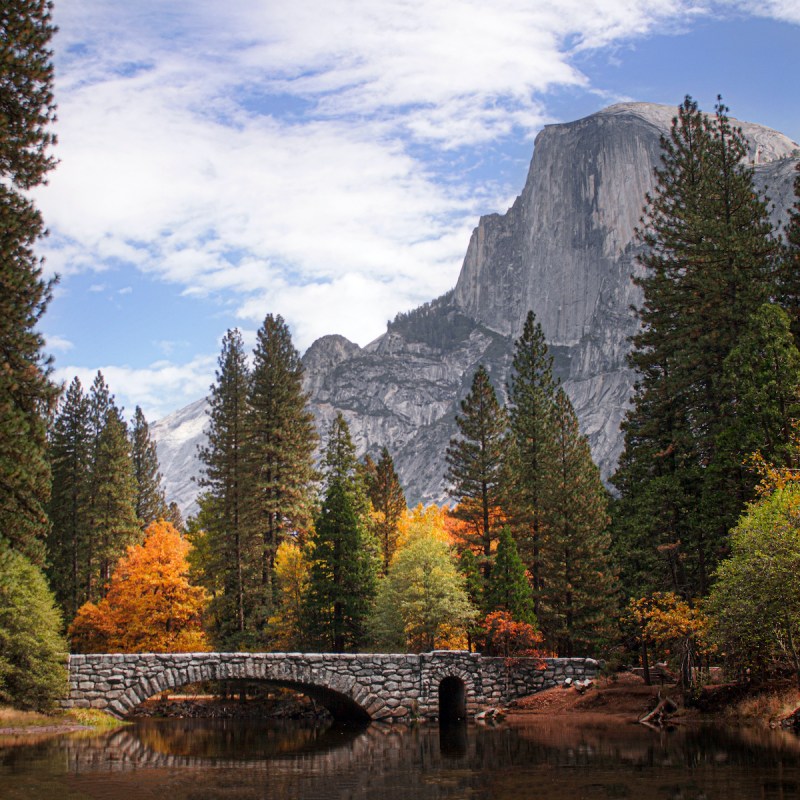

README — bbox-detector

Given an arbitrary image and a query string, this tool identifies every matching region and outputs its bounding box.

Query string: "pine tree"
[504,310,558,614]
[0,0,59,564]
[304,414,377,652]
[46,377,91,620]
[779,163,800,341]
[362,447,406,574]
[244,314,317,621]
[612,96,780,598]
[708,303,800,536]
[195,329,254,648]
[89,406,141,592]
[446,365,507,580]
[483,526,535,625]
[130,406,167,526]
[539,387,617,656]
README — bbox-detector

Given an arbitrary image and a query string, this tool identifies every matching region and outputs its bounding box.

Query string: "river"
[3,717,800,799]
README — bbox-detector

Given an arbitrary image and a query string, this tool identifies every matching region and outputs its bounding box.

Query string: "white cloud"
[40,0,798,416]
[44,334,74,353]
[54,353,217,423]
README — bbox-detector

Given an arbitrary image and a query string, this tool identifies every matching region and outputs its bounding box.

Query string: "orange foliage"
[478,610,545,659]
[68,520,210,653]
[444,504,508,552]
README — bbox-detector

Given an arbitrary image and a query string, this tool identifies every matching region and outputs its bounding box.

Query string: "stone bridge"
[66,651,601,722]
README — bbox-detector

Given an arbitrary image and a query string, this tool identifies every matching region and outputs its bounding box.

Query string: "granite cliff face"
[153,103,800,517]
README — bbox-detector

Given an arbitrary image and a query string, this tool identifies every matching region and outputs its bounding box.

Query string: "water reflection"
[4,718,800,799]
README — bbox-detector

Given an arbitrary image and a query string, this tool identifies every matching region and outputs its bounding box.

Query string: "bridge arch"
[422,659,477,721]
[110,655,380,722]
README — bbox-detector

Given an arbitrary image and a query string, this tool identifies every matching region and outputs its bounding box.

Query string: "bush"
[0,546,67,711]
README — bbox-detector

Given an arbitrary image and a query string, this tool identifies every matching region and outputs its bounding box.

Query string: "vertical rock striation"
[154,103,800,516]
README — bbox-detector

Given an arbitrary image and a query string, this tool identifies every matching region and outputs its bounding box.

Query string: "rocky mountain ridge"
[153,103,800,518]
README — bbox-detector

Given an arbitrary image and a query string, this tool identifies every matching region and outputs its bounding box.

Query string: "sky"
[36,0,800,424]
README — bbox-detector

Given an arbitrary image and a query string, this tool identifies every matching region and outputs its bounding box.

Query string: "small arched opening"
[438,676,467,723]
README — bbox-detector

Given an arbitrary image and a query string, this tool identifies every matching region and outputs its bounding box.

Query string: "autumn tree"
[69,520,209,654]
[267,541,310,650]
[446,364,507,580]
[479,611,543,659]
[0,0,60,564]
[195,329,254,648]
[612,97,781,598]
[303,414,377,652]
[369,523,476,652]
[130,406,167,526]
[362,447,407,575]
[244,314,317,616]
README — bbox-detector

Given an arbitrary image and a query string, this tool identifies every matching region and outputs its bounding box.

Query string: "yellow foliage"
[68,520,210,653]
[749,423,800,496]
[627,592,712,655]
[266,541,310,650]
[396,504,450,549]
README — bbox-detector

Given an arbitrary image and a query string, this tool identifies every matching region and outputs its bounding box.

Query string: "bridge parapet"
[65,651,601,721]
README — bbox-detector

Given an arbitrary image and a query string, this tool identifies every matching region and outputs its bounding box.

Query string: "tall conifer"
[613,97,780,597]
[362,447,406,575]
[540,387,616,656]
[505,311,558,615]
[0,0,59,563]
[304,414,377,652]
[244,314,317,617]
[484,526,535,625]
[130,406,167,526]
[47,377,91,619]
[196,329,253,648]
[446,365,507,580]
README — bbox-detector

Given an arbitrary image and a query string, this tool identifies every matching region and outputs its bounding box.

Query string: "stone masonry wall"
[66,652,601,721]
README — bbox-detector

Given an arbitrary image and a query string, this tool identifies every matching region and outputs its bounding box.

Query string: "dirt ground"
[504,671,684,726]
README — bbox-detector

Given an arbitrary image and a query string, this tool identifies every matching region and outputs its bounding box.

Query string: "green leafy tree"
[612,96,780,598]
[304,414,376,652]
[46,377,91,619]
[195,329,254,649]
[504,310,558,614]
[0,544,66,711]
[362,447,407,575]
[370,534,476,653]
[707,484,800,686]
[0,0,59,564]
[244,314,317,618]
[130,406,167,526]
[446,365,508,580]
[483,526,535,625]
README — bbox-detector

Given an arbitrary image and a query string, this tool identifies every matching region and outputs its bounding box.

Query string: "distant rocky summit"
[153,103,800,518]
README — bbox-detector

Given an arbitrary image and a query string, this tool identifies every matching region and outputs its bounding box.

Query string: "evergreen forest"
[4,0,800,713]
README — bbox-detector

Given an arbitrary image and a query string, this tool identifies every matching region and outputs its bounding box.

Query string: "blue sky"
[36,0,800,423]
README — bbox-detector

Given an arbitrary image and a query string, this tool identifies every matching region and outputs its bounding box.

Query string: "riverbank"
[0,705,126,738]
[504,671,800,729]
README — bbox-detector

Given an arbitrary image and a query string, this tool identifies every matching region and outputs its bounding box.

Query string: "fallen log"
[639,695,679,728]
